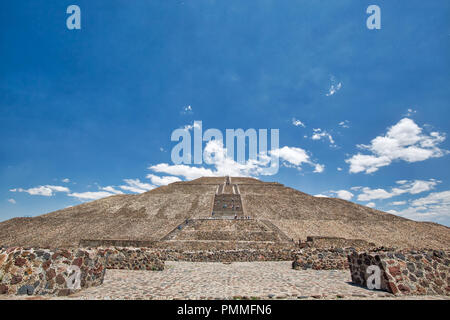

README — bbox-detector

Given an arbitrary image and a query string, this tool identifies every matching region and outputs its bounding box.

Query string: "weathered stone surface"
[97,247,165,271]
[0,247,107,296]
[348,250,450,296]
[292,248,353,270]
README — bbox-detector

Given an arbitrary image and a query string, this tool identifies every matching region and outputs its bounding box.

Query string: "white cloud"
[405,108,416,117]
[7,198,16,204]
[358,188,393,201]
[334,190,354,201]
[68,191,115,201]
[338,120,350,128]
[391,201,406,206]
[346,118,448,174]
[411,190,450,207]
[313,164,325,173]
[311,128,335,146]
[314,194,329,198]
[150,163,215,180]
[146,174,181,186]
[181,105,193,115]
[292,118,306,128]
[390,191,450,221]
[101,186,124,194]
[271,146,309,166]
[326,82,342,96]
[357,179,439,201]
[337,167,343,171]
[62,178,70,183]
[366,202,376,208]
[150,141,324,180]
[120,179,156,194]
[10,185,70,197]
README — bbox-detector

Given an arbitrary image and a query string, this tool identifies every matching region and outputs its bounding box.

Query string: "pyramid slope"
[0,177,449,249]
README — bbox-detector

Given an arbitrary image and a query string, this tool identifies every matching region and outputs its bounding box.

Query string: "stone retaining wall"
[292,248,353,270]
[0,247,107,296]
[348,250,450,296]
[300,236,375,249]
[80,239,296,251]
[91,247,354,267]
[98,247,164,271]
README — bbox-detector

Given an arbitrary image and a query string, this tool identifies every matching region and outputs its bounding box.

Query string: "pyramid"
[0,177,449,249]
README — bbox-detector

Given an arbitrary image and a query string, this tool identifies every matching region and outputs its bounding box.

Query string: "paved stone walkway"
[1,261,448,300]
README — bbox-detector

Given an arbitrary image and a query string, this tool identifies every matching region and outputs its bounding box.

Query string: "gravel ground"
[1,261,448,300]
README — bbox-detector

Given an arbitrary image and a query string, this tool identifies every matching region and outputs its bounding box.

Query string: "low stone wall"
[292,248,353,270]
[89,247,355,268]
[80,239,296,251]
[98,247,164,271]
[160,249,297,262]
[348,250,450,296]
[300,236,375,249]
[0,247,107,296]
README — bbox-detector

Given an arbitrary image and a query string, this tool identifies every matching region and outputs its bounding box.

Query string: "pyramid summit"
[0,176,449,249]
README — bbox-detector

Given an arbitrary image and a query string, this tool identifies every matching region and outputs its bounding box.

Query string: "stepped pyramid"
[0,176,449,249]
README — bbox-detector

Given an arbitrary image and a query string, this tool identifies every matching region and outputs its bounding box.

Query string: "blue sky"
[1,1,449,225]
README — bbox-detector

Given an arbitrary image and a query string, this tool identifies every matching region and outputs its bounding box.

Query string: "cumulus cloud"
[149,140,324,180]
[62,178,70,183]
[292,118,306,128]
[346,118,448,174]
[146,174,181,186]
[331,190,354,201]
[366,202,376,208]
[313,164,325,173]
[7,198,16,204]
[391,201,406,205]
[390,191,450,221]
[356,179,440,201]
[10,185,70,197]
[271,146,308,166]
[314,194,329,198]
[120,179,156,194]
[311,128,336,146]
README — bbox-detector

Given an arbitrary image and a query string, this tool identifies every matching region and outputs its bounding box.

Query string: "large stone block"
[0,247,107,296]
[348,250,450,296]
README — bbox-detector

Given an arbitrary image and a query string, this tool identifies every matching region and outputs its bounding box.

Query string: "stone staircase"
[159,177,295,249]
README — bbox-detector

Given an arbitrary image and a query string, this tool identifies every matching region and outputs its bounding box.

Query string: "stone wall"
[0,247,107,296]
[98,247,164,271]
[160,249,296,262]
[300,236,375,249]
[88,247,355,267]
[292,248,353,270]
[80,239,296,251]
[348,250,450,296]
